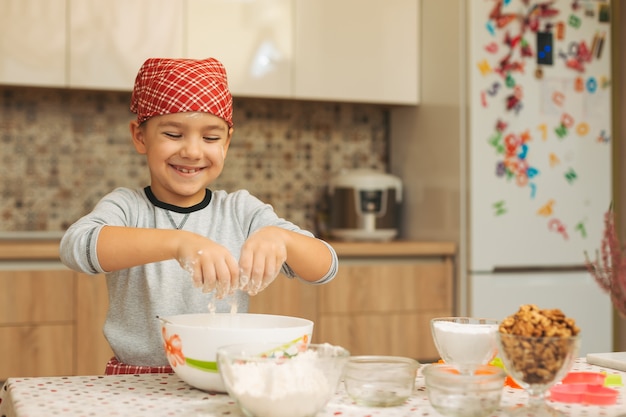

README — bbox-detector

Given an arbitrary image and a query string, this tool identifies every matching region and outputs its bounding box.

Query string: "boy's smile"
[130,112,233,207]
[174,166,203,174]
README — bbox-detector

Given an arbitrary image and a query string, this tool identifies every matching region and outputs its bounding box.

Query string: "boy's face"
[130,112,233,207]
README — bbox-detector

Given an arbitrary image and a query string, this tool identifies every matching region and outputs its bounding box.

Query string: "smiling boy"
[60,58,338,372]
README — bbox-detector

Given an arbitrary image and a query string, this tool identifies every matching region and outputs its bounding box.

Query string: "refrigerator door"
[470,271,613,356]
[468,0,612,271]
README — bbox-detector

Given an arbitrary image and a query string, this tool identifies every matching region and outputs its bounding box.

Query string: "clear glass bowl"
[343,355,420,407]
[422,363,506,417]
[430,317,499,374]
[497,332,580,417]
[217,342,350,417]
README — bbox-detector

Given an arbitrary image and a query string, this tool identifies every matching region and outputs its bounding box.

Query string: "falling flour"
[207,268,248,314]
[226,350,332,417]
[207,296,239,315]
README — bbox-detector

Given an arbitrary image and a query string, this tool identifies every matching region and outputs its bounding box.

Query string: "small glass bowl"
[343,355,420,407]
[422,363,506,417]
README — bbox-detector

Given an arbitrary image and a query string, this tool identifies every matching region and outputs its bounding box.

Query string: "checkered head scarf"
[130,58,233,127]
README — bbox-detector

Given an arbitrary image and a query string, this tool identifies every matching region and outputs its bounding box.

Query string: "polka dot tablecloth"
[1,359,624,417]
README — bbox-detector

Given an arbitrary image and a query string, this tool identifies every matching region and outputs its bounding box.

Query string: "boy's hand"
[238,226,288,295]
[176,233,240,298]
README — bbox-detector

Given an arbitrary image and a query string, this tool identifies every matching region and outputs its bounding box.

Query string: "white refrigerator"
[467,0,613,355]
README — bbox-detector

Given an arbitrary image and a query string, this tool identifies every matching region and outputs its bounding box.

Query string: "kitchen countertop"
[0,238,456,261]
[0,239,62,261]
[0,358,623,417]
[328,240,456,257]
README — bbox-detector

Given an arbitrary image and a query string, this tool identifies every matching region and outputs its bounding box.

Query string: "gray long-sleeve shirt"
[60,186,337,366]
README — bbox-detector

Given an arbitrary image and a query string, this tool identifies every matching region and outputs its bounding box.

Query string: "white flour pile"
[432,320,498,368]
[226,350,332,417]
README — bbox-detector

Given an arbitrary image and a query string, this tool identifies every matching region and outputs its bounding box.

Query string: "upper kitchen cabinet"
[69,0,184,91]
[186,0,293,98]
[0,0,66,87]
[1,0,419,104]
[293,0,419,105]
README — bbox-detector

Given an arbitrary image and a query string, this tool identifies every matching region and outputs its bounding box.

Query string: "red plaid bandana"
[130,58,233,127]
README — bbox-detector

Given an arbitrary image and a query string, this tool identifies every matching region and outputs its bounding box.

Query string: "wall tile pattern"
[0,86,389,235]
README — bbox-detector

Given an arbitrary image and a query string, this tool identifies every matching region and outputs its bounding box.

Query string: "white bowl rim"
[160,312,314,329]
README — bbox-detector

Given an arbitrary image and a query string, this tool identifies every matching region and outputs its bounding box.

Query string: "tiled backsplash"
[0,86,389,235]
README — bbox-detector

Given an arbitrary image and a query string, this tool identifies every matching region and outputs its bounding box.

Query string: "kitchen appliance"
[327,169,402,241]
[467,0,613,355]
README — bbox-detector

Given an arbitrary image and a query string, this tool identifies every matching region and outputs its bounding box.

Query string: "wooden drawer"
[0,270,75,324]
[316,311,445,360]
[245,243,456,360]
[248,275,318,323]
[0,324,74,379]
[317,260,452,314]
[0,269,113,378]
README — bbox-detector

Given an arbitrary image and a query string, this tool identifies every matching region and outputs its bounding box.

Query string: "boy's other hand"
[238,226,287,295]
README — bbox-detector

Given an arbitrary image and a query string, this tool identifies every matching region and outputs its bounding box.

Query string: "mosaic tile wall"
[0,86,389,236]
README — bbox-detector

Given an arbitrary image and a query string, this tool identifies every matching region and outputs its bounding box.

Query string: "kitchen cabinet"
[246,271,318,323]
[0,243,113,379]
[249,241,455,361]
[69,0,184,90]
[316,258,453,359]
[0,267,75,379]
[293,0,419,104]
[0,238,453,378]
[186,0,293,98]
[0,0,66,87]
[186,0,419,104]
[1,0,419,105]
[0,0,184,91]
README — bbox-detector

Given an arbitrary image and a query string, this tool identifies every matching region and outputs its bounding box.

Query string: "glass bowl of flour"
[430,317,499,374]
[217,342,350,417]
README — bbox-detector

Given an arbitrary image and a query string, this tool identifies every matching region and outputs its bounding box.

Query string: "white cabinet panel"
[0,0,66,87]
[69,0,184,91]
[186,0,292,98]
[294,0,419,104]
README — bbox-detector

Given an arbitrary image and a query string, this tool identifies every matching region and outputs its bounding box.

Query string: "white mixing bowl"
[159,313,314,392]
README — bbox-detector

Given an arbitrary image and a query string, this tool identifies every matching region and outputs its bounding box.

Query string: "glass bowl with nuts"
[497,304,581,417]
